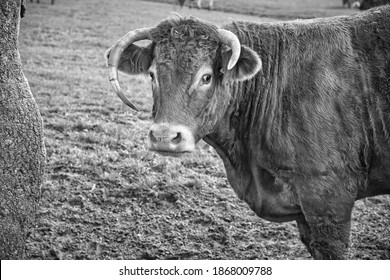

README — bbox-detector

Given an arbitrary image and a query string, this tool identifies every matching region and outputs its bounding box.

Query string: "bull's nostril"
[172,132,182,144]
[148,124,194,152]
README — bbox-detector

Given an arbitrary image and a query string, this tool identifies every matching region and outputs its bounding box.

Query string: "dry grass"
[20,0,389,260]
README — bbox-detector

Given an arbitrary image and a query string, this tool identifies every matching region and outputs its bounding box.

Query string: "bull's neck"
[212,21,286,149]
[203,117,252,200]
[203,76,281,198]
[203,23,286,197]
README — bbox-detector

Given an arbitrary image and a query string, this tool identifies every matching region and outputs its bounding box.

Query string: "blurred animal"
[30,0,55,4]
[106,6,390,259]
[21,0,26,17]
[189,0,214,9]
[343,0,357,7]
[359,0,390,9]
[177,0,186,8]
[343,0,390,9]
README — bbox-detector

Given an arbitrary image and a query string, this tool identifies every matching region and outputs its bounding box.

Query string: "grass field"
[19,0,389,259]
[145,0,358,19]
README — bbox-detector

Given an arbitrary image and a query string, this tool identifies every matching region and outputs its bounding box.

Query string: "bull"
[106,6,390,259]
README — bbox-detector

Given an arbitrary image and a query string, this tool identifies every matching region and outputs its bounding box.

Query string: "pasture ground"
[20,0,389,259]
[146,0,358,19]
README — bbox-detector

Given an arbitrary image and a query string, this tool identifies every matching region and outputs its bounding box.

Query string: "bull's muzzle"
[147,123,196,156]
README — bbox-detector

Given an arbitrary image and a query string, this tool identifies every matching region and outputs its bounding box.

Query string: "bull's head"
[106,18,261,156]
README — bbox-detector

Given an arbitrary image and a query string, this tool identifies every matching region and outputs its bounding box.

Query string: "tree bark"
[0,0,45,259]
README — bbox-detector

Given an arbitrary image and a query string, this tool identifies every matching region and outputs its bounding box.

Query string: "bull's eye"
[202,74,212,85]
[149,72,155,81]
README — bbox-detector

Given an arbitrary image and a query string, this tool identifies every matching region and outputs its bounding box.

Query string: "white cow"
[189,0,214,9]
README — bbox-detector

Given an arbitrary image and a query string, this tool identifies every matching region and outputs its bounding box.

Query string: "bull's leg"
[296,178,356,259]
[296,216,352,259]
[208,0,214,10]
[296,217,315,256]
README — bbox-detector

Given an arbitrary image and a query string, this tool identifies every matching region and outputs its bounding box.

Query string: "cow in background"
[30,0,55,4]
[177,0,214,10]
[343,0,390,9]
[343,0,356,7]
[359,0,390,9]
[189,0,214,10]
[178,0,186,8]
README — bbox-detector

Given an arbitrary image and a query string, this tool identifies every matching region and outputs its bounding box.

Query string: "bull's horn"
[107,27,154,111]
[217,29,241,70]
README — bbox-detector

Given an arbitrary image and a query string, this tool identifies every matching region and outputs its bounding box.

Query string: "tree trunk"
[0,0,46,259]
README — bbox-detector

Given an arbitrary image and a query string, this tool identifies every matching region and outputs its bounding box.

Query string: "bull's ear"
[222,45,262,81]
[105,43,153,75]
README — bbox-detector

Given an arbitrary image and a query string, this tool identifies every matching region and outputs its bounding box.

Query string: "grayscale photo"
[1,0,389,262]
